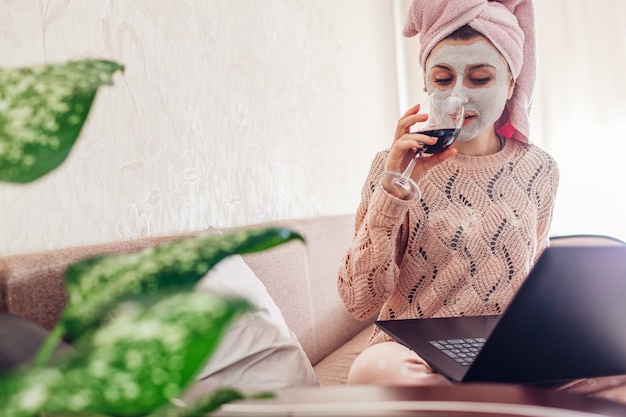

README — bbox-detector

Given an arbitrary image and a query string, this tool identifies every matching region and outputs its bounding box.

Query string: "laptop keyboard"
[428,338,486,366]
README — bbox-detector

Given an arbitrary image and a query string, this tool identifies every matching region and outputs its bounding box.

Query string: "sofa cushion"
[195,254,317,389]
[314,324,373,386]
[0,312,72,373]
[240,214,375,367]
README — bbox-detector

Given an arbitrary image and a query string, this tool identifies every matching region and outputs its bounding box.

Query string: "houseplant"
[0,59,302,416]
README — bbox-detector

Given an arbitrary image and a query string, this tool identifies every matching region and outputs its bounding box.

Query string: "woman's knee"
[347,342,451,386]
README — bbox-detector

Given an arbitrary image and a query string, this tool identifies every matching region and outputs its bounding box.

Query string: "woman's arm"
[337,151,412,320]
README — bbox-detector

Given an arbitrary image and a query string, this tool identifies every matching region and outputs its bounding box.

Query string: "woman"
[337,0,560,386]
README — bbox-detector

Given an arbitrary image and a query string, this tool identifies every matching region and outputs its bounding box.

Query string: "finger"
[393,134,438,156]
[394,104,423,140]
[411,132,438,145]
[386,137,421,172]
[400,103,421,119]
[395,114,429,141]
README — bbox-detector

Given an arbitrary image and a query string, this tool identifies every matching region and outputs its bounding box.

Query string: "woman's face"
[425,36,514,143]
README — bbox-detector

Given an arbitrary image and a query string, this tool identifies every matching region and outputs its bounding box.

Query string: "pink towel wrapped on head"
[403,0,536,143]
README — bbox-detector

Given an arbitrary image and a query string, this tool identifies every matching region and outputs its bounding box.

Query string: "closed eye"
[433,78,453,86]
[471,77,491,85]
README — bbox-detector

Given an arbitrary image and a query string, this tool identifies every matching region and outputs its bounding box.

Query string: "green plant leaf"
[60,227,303,340]
[0,372,46,417]
[0,59,124,183]
[2,292,251,417]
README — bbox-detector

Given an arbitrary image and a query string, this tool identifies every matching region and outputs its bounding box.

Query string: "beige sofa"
[0,213,374,386]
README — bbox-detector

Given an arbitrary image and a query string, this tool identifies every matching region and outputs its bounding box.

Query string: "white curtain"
[534,0,626,240]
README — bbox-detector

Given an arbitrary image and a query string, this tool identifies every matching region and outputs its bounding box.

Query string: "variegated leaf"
[61,227,303,340]
[2,292,251,417]
[0,59,123,183]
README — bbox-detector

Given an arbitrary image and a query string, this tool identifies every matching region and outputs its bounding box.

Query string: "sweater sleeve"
[534,151,560,259]
[337,151,414,320]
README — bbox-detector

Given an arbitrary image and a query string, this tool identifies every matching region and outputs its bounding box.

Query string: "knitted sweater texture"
[338,139,559,347]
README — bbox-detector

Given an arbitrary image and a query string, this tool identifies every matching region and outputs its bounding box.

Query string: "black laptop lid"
[465,245,626,383]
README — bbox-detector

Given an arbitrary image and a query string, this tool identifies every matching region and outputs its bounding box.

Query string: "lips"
[463,112,477,126]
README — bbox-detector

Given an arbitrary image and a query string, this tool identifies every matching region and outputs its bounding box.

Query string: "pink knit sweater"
[338,139,559,347]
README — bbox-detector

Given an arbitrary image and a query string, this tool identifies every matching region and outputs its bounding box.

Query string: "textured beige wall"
[7,1,624,255]
[0,0,400,255]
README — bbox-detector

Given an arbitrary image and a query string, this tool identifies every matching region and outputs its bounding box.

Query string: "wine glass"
[380,93,465,200]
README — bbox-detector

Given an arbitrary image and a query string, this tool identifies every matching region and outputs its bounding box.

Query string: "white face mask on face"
[425,40,511,143]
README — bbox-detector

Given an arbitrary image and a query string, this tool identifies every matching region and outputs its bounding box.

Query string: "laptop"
[376,245,626,385]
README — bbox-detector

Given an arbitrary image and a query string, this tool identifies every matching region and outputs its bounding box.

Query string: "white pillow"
[194,253,318,390]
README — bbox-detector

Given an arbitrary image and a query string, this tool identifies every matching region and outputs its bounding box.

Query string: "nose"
[449,81,470,104]
[441,96,461,112]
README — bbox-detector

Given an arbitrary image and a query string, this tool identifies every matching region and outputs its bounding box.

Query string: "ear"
[507,76,515,100]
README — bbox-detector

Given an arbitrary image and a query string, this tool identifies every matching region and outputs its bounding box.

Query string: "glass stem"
[400,148,424,180]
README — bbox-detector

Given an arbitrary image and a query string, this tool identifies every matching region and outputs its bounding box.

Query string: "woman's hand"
[384,103,457,185]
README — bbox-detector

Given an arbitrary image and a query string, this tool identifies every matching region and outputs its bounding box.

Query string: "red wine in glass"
[419,128,461,154]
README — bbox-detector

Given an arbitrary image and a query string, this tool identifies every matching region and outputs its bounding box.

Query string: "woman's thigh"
[349,342,626,406]
[348,341,452,386]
